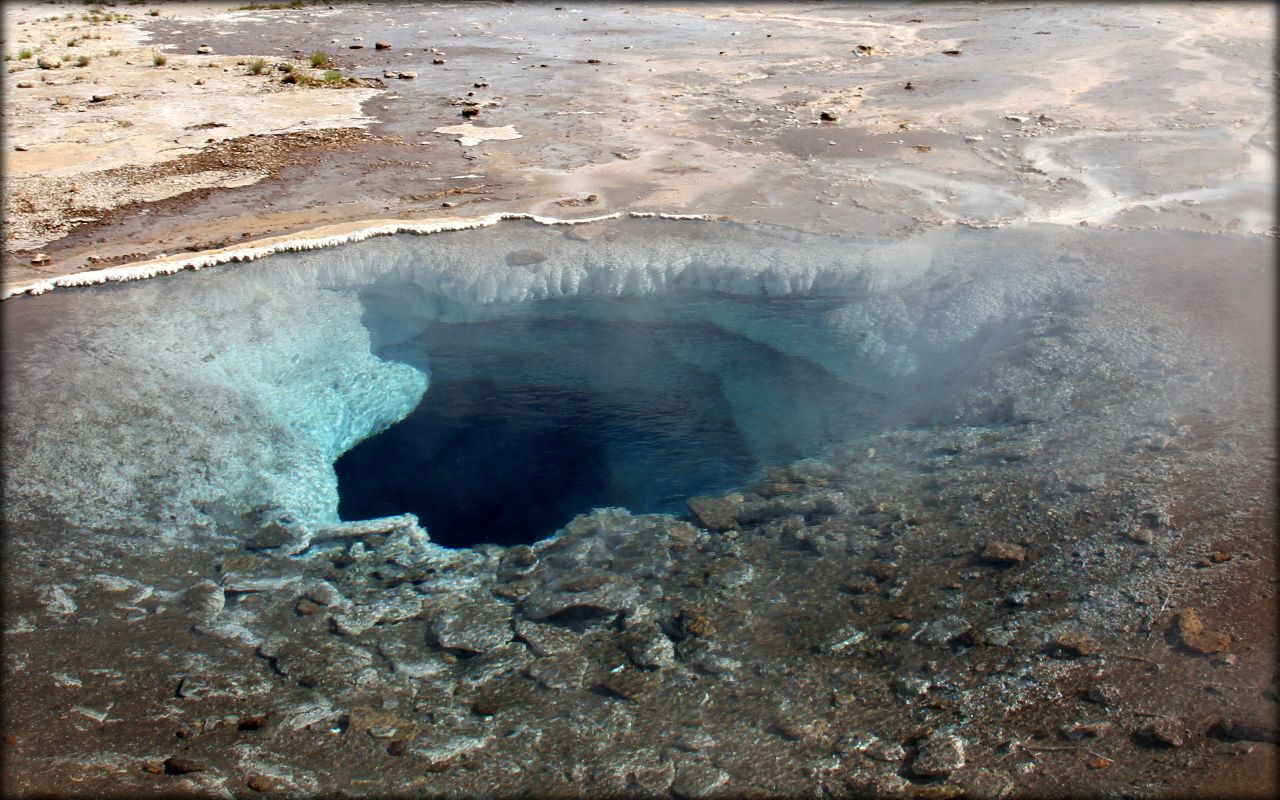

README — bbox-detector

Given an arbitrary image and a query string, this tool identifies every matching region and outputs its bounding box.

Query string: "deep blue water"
[336,300,863,547]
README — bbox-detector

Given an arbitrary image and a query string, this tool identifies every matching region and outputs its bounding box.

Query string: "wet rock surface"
[3,406,1274,797]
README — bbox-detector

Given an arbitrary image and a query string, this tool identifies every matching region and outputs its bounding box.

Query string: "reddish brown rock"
[1174,608,1231,654]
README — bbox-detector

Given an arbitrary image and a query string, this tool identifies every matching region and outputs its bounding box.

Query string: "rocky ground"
[2,401,1275,798]
[2,1,1273,290]
[1,2,1276,798]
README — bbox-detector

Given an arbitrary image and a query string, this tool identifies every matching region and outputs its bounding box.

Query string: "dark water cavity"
[337,294,872,547]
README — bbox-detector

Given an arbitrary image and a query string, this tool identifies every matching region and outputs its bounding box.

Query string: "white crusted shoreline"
[1,210,728,301]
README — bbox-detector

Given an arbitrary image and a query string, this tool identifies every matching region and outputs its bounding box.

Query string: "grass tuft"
[309,51,330,68]
[152,51,167,66]
[76,54,91,67]
[248,57,267,75]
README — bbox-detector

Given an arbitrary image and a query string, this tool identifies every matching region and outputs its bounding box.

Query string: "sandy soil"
[2,1,1274,294]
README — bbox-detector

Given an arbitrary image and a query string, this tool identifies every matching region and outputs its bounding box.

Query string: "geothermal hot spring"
[1,218,1273,797]
[1,219,1269,548]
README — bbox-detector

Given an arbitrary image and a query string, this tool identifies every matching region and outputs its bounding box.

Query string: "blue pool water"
[336,302,868,547]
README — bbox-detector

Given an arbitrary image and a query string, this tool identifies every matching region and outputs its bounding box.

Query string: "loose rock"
[980,540,1027,565]
[164,756,206,775]
[1174,608,1230,654]
[912,733,966,777]
[1137,719,1185,748]
[1051,630,1099,657]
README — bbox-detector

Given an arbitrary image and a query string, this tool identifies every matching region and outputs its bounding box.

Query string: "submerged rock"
[687,494,745,531]
[520,575,639,622]
[912,733,967,777]
[427,594,513,653]
[980,540,1027,565]
[671,764,730,798]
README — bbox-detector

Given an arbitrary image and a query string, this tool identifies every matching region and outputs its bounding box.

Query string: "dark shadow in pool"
[336,315,765,547]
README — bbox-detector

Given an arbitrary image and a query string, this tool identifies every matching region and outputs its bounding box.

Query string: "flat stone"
[375,41,392,50]
[246,521,293,550]
[919,615,971,646]
[196,45,214,54]
[618,623,676,669]
[457,642,533,687]
[912,733,966,777]
[504,249,547,266]
[520,576,638,622]
[1174,608,1230,654]
[524,652,589,689]
[980,540,1027,564]
[671,764,730,798]
[427,595,513,653]
[686,494,744,531]
[513,617,584,656]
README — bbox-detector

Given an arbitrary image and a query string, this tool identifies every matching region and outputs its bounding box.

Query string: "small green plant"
[322,69,343,84]
[62,53,73,62]
[19,49,34,59]
[108,48,121,56]
[248,57,267,74]
[148,8,160,16]
[67,39,79,47]
[308,51,329,68]
[152,51,167,66]
[76,54,91,67]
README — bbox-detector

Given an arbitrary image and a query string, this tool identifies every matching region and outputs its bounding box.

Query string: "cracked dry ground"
[2,408,1275,798]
